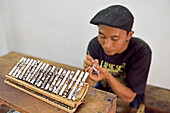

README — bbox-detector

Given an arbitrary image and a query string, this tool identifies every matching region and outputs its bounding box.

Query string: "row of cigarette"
[8,57,89,101]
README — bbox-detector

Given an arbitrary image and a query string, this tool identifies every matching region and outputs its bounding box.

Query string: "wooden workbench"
[0,52,118,113]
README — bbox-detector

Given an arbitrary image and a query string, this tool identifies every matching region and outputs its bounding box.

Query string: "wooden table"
[2,52,170,113]
[0,52,118,113]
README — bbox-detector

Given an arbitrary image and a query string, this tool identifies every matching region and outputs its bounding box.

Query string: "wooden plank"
[4,75,88,108]
[4,77,77,113]
[4,75,89,112]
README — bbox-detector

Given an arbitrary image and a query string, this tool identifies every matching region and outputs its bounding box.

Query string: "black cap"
[90,5,134,31]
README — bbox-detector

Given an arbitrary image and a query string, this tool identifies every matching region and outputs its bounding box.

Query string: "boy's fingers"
[92,59,102,72]
[86,55,94,62]
[84,59,93,67]
[88,68,100,81]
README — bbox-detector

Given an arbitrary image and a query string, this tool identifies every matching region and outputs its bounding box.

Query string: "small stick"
[87,50,99,74]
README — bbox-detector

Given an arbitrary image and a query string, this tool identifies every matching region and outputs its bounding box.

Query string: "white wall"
[1,0,170,89]
[0,1,8,56]
[0,17,8,56]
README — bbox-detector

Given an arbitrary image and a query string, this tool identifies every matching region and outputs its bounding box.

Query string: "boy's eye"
[111,38,119,41]
[99,35,106,39]
[111,37,119,41]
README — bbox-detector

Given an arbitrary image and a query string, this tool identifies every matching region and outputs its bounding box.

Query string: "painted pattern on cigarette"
[4,57,89,113]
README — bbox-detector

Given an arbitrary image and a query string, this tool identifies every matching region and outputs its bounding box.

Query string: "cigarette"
[87,50,100,74]
[9,57,25,76]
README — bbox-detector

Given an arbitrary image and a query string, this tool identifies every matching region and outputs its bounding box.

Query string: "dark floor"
[0,104,11,113]
[145,85,170,113]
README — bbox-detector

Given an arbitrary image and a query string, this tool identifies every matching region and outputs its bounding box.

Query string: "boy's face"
[98,24,133,55]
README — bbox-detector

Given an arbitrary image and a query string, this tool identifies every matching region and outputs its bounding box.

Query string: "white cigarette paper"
[49,68,63,91]
[52,69,67,93]
[59,71,74,96]
[12,58,27,77]
[54,70,70,94]
[44,67,60,90]
[9,57,25,76]
[41,66,56,89]
[19,59,34,79]
[15,58,29,78]
[63,70,80,98]
[72,72,89,101]
[23,60,36,80]
[37,65,52,87]
[67,71,84,100]
[30,62,46,84]
[28,61,43,82]
[35,63,49,86]
[26,60,40,81]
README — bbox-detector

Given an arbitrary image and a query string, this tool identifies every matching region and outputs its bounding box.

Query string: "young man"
[83,5,152,108]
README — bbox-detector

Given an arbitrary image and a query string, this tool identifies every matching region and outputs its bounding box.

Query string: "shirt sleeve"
[126,51,152,94]
[87,37,100,59]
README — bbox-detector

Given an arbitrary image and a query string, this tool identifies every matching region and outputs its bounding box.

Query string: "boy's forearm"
[106,73,136,103]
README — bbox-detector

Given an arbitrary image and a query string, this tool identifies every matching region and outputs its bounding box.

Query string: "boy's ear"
[127,31,134,41]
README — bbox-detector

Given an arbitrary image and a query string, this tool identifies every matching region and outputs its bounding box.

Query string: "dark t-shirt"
[87,36,152,104]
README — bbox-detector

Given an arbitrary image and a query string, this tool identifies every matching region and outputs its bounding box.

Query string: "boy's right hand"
[83,55,94,71]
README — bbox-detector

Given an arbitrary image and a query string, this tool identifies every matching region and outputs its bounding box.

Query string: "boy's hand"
[89,59,110,82]
[83,55,94,71]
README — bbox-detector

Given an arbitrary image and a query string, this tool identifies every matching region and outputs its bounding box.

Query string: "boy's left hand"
[88,59,110,81]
